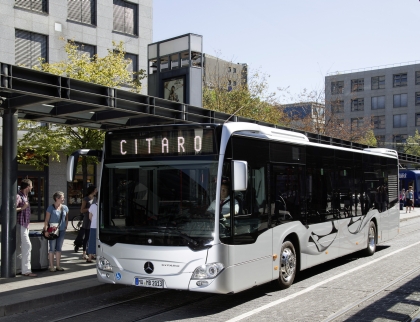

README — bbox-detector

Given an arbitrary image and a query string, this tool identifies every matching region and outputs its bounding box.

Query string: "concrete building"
[203,54,248,91]
[0,0,152,221]
[281,102,325,132]
[325,62,420,151]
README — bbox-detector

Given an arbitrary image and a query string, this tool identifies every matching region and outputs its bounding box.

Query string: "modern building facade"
[147,34,248,108]
[281,102,325,132]
[0,0,152,221]
[147,33,203,107]
[325,63,420,151]
[202,53,248,91]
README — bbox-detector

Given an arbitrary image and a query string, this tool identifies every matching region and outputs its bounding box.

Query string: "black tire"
[363,221,376,256]
[278,240,297,289]
[71,214,83,231]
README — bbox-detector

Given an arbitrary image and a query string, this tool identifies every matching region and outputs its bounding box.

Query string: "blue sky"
[153,0,420,103]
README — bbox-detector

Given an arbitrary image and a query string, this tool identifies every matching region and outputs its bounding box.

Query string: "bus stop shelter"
[1,62,420,277]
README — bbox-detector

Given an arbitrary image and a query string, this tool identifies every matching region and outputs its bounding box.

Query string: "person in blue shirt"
[43,191,69,272]
[406,186,414,214]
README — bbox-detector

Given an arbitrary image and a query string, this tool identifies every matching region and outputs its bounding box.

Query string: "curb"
[0,277,128,317]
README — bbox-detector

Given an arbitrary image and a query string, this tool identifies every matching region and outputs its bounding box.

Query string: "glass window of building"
[159,56,169,72]
[191,52,201,68]
[74,42,96,58]
[393,114,407,128]
[393,94,408,108]
[351,98,364,111]
[68,0,96,25]
[416,113,420,126]
[67,164,96,206]
[371,96,385,110]
[170,54,179,69]
[371,76,385,90]
[228,67,231,72]
[148,59,157,74]
[416,71,420,85]
[331,100,344,113]
[233,68,237,73]
[393,73,407,87]
[351,118,363,130]
[331,81,344,94]
[113,0,137,35]
[393,134,407,151]
[125,52,138,79]
[373,116,385,129]
[180,51,189,67]
[416,92,420,106]
[15,30,47,68]
[15,0,48,13]
[351,78,364,92]
[376,135,385,147]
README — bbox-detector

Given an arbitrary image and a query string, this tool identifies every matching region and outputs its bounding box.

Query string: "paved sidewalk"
[0,223,127,317]
[0,208,419,317]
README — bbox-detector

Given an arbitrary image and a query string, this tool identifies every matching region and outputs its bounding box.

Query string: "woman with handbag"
[43,191,69,272]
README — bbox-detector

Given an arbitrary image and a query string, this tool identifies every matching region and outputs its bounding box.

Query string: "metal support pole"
[1,107,18,278]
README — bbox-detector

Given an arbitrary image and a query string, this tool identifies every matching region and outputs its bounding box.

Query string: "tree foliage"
[277,89,377,146]
[19,39,144,194]
[35,39,145,91]
[203,64,283,124]
[402,130,420,157]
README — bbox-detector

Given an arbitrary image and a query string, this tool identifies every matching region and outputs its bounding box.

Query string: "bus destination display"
[110,129,215,156]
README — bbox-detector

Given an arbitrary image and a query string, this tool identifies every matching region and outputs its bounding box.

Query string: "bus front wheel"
[278,240,296,289]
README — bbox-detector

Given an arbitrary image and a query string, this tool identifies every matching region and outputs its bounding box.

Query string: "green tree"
[402,130,420,156]
[203,63,283,124]
[18,39,145,195]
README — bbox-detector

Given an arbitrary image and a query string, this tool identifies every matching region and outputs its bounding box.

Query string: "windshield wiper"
[157,227,199,246]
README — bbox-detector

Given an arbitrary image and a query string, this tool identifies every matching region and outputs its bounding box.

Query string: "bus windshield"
[99,157,219,250]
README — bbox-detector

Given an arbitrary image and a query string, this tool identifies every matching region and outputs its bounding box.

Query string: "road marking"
[226,240,420,322]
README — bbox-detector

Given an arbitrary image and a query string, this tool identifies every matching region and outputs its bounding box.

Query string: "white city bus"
[67,122,399,294]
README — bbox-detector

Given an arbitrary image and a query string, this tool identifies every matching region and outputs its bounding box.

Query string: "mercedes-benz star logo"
[144,261,154,274]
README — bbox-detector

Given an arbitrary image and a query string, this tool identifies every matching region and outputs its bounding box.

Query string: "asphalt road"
[2,216,420,322]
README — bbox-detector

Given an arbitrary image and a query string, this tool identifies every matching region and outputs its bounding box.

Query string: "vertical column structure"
[1,107,18,278]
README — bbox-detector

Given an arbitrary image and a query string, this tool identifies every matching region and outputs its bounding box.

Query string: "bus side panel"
[299,221,341,270]
[337,215,367,254]
[379,204,400,243]
[227,230,273,293]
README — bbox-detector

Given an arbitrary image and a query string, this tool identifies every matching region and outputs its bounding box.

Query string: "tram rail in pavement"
[0,209,418,317]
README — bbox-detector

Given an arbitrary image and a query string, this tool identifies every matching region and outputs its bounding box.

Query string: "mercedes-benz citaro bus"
[66,122,399,294]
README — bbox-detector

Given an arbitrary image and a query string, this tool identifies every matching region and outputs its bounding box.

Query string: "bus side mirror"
[67,149,103,182]
[232,160,248,191]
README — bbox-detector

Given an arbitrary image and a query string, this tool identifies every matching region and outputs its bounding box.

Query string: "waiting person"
[16,178,37,277]
[74,185,97,260]
[406,186,414,213]
[400,188,406,209]
[207,177,239,218]
[43,191,69,272]
[86,202,98,263]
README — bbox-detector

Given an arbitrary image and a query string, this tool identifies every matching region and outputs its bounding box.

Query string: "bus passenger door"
[229,165,273,292]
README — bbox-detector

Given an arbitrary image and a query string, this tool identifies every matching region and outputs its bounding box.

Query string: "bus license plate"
[135,278,164,288]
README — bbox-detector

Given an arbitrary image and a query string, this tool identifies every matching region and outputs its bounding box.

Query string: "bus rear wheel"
[278,240,296,289]
[364,221,377,256]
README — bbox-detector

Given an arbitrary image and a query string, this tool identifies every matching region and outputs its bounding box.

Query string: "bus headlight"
[192,263,224,279]
[97,256,113,272]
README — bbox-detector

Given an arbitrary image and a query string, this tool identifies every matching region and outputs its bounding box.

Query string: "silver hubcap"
[368,226,375,252]
[281,247,296,282]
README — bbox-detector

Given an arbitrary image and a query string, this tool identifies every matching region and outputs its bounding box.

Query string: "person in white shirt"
[207,179,239,218]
